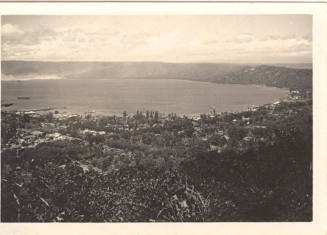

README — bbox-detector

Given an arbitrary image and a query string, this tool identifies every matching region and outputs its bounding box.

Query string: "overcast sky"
[1,15,312,64]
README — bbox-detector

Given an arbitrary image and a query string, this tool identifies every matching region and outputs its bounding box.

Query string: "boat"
[17,97,30,100]
[1,103,14,107]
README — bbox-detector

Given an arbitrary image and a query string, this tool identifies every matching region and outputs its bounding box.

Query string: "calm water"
[1,79,288,116]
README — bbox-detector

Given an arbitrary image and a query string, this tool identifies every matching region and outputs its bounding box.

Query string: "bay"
[1,78,289,116]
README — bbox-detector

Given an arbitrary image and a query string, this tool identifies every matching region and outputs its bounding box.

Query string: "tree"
[154,111,159,120]
[46,112,54,122]
[228,126,248,142]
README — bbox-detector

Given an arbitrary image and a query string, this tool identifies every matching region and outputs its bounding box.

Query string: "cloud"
[204,40,220,45]
[2,24,25,44]
[2,24,24,36]
[2,24,58,47]
[262,33,312,42]
[1,19,312,64]
[303,33,312,42]
[227,34,256,43]
[262,35,282,41]
[183,33,312,63]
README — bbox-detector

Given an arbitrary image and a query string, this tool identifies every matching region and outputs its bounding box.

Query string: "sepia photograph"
[0,13,315,223]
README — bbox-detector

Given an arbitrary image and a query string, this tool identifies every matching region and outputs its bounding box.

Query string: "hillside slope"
[1,61,312,90]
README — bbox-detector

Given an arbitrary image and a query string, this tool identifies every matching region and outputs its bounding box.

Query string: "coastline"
[1,94,312,222]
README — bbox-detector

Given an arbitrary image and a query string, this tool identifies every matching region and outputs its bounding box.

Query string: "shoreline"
[1,92,312,222]
[2,95,303,121]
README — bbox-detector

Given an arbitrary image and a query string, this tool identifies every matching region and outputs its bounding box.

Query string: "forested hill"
[217,65,312,90]
[2,61,312,90]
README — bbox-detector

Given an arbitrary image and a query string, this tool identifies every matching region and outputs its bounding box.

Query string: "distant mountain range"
[1,61,312,90]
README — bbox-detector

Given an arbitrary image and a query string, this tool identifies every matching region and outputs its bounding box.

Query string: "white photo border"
[0,2,326,235]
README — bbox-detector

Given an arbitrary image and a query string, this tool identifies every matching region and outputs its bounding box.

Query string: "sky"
[1,15,312,64]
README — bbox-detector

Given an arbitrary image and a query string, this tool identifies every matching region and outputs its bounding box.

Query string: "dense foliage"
[1,99,312,222]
